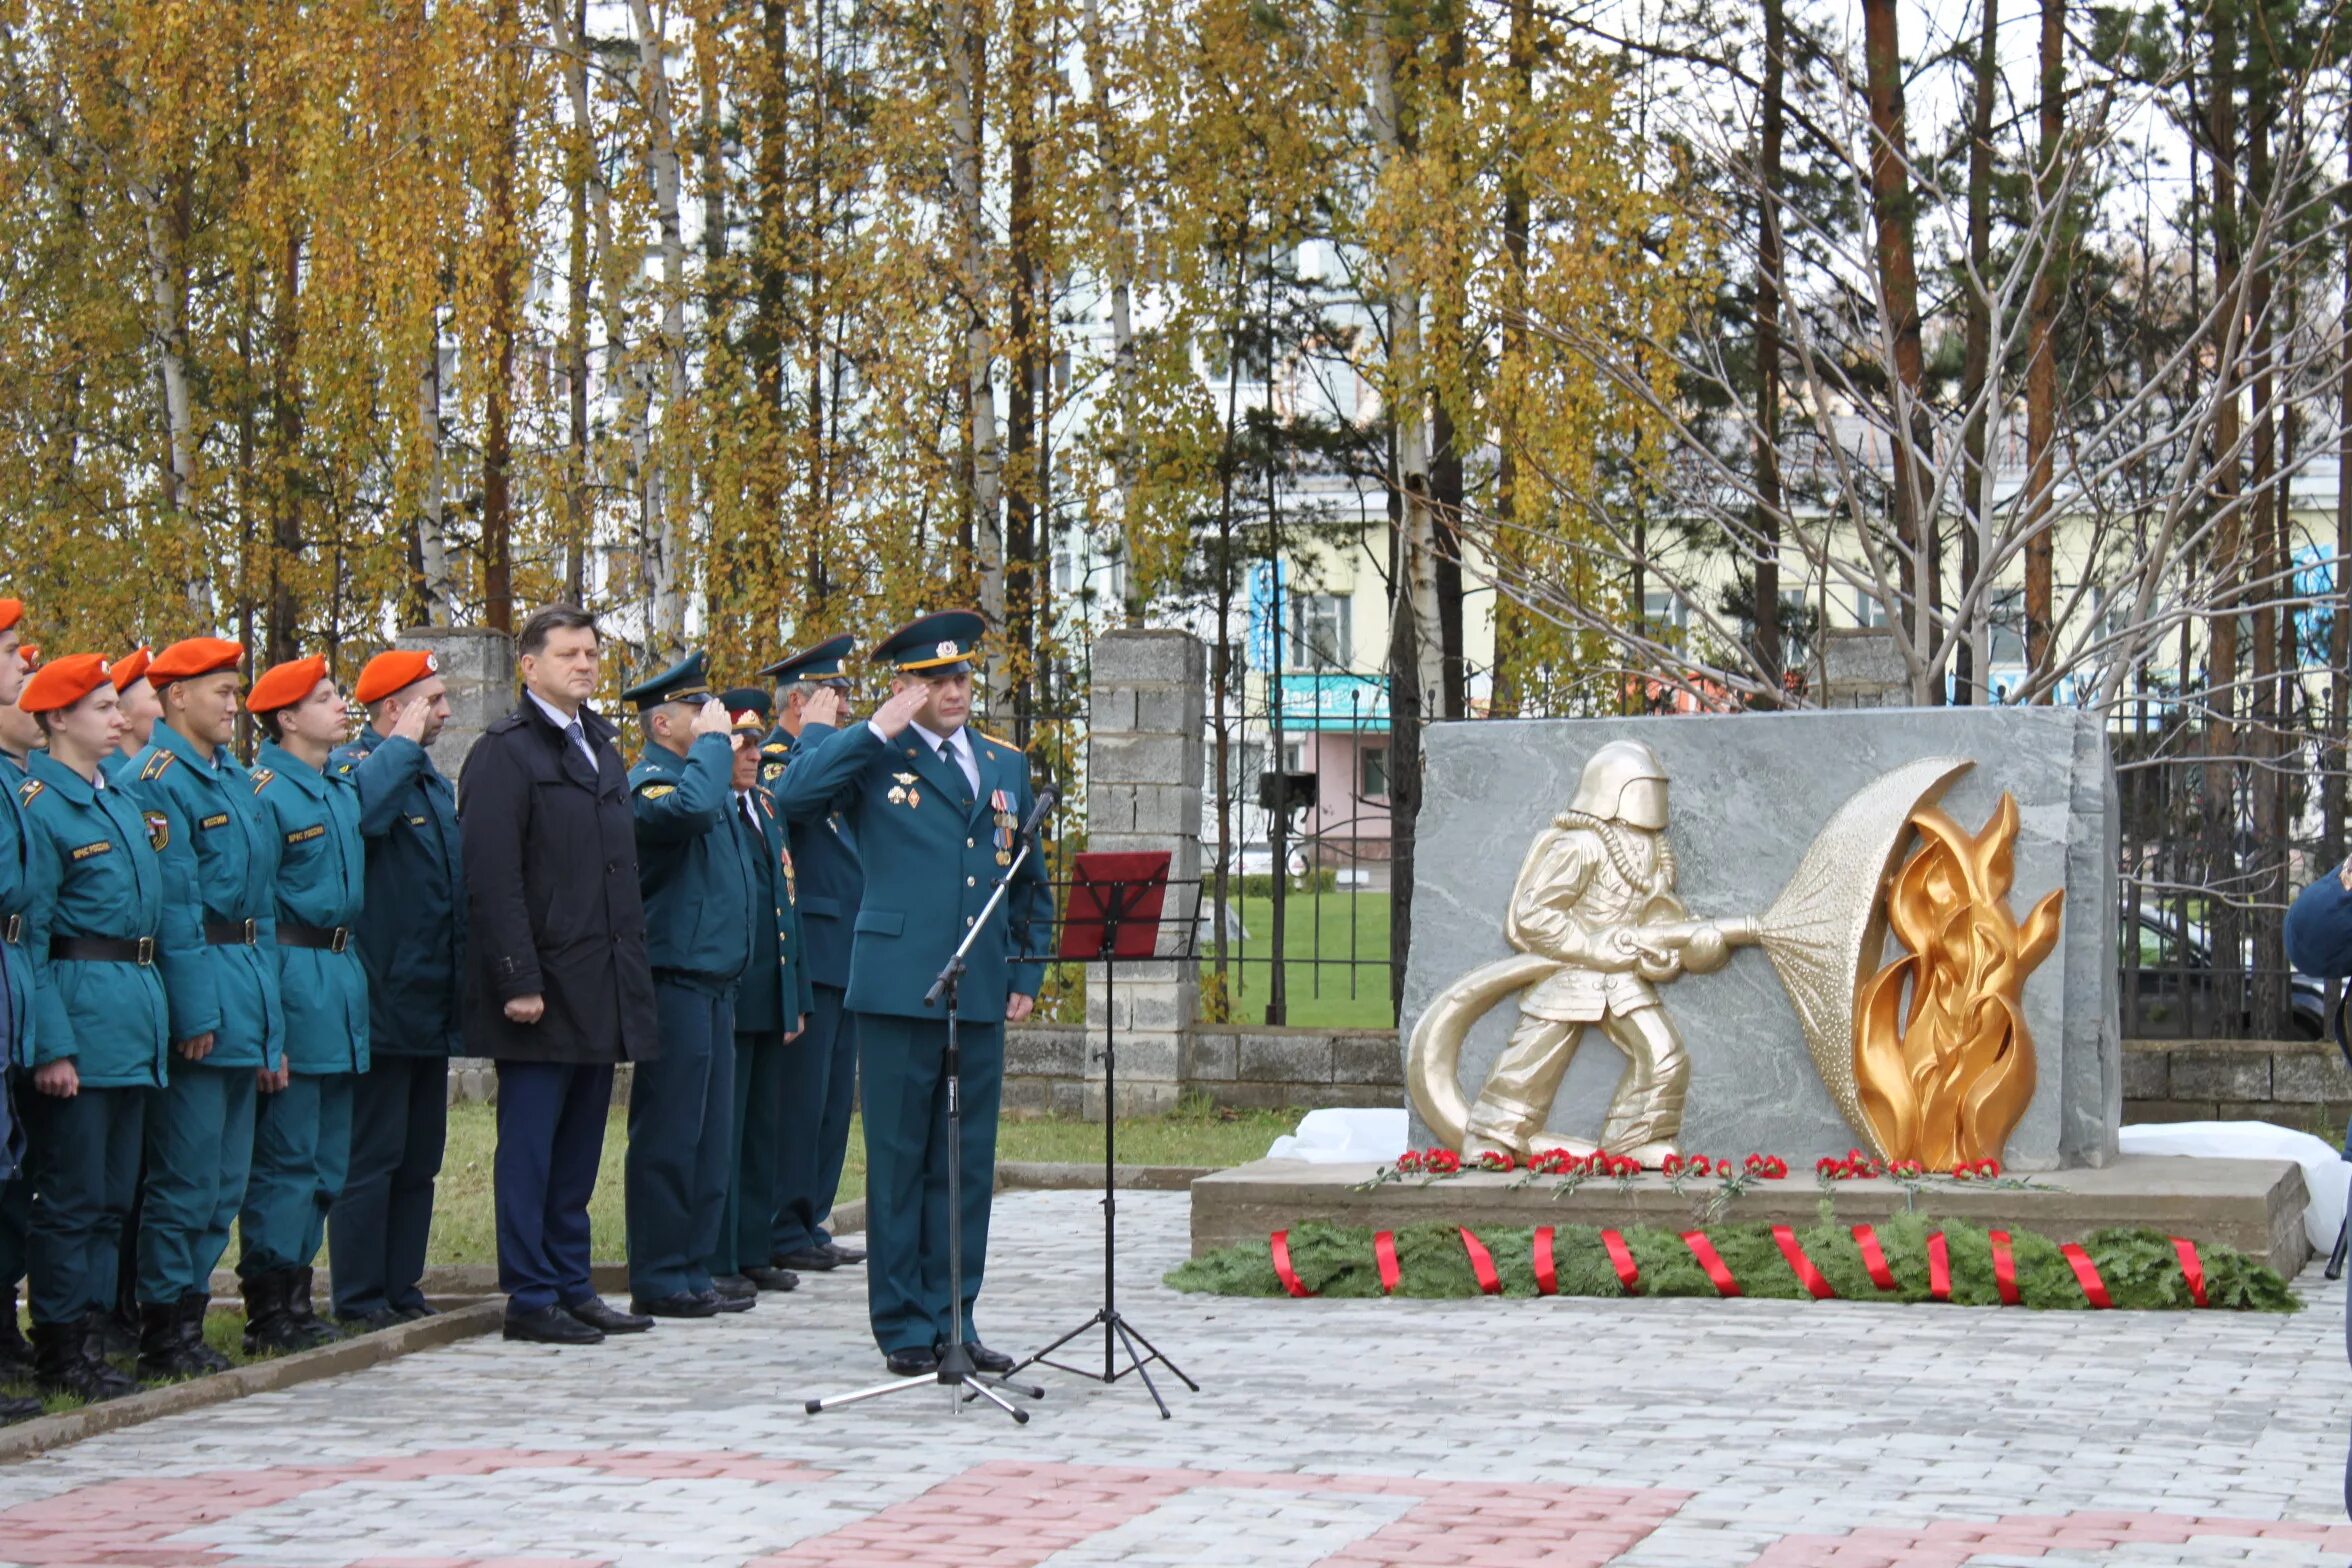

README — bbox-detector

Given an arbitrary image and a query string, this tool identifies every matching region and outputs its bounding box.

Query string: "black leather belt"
[204,918,259,945]
[277,922,351,953]
[51,936,156,965]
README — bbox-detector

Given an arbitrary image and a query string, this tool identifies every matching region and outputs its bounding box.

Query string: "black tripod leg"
[1114,1315,1200,1394]
[1108,1316,1172,1420]
[1011,1309,1109,1378]
[2330,1209,2349,1282]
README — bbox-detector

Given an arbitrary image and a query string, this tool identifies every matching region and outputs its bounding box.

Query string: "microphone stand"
[803,790,1054,1425]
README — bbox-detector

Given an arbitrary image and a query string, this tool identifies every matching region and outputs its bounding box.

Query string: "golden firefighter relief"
[1407,743,2064,1168]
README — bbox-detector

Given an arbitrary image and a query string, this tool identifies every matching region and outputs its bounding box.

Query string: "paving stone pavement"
[2,1188,2348,1567]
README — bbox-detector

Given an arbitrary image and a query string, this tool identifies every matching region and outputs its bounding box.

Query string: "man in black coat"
[460,604,660,1346]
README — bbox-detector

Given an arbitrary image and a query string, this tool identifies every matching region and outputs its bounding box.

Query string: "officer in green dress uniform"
[240,656,367,1352]
[0,603,49,1416]
[708,692,814,1297]
[760,634,867,1273]
[770,611,1053,1374]
[120,638,286,1351]
[621,650,759,1317]
[327,649,457,1330]
[15,654,170,1396]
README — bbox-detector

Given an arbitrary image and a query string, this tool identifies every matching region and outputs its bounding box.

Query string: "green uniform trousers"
[141,1062,258,1305]
[712,1030,785,1279]
[24,1084,143,1326]
[238,1072,355,1275]
[625,980,735,1301]
[855,1013,1001,1356]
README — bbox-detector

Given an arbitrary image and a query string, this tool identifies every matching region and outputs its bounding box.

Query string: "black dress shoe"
[942,1339,1017,1375]
[822,1242,866,1266]
[773,1247,838,1272]
[631,1292,720,1319]
[503,1305,603,1345]
[337,1308,407,1335]
[567,1298,654,1335]
[742,1266,800,1292]
[394,1301,440,1322]
[714,1291,756,1314]
[710,1274,757,1301]
[0,1390,42,1426]
[884,1346,940,1376]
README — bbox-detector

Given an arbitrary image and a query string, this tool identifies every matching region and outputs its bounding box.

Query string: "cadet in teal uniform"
[0,604,48,1417]
[16,654,169,1397]
[621,651,758,1316]
[328,649,457,1330]
[102,647,159,786]
[241,656,366,1352]
[771,612,1053,1374]
[760,634,867,1273]
[120,638,285,1342]
[708,692,813,1296]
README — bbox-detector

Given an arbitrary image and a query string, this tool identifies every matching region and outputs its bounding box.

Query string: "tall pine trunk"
[2021,0,2061,694]
[1955,0,1997,704]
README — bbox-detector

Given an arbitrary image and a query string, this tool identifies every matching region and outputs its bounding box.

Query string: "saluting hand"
[388,692,431,745]
[691,696,732,739]
[868,684,928,740]
[804,687,844,729]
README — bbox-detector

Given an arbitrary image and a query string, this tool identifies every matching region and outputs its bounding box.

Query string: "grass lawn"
[1207,891,1396,1030]
[424,1098,1306,1269]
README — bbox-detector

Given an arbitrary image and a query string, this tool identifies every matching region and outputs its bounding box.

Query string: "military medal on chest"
[781,843,798,905]
[991,787,1015,865]
[887,770,920,810]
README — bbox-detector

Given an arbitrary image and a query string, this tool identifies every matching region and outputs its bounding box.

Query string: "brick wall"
[2124,1038,2352,1138]
[997,1022,1402,1116]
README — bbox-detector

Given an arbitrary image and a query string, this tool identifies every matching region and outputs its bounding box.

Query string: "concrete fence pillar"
[1082,629,1207,1118]
[395,625,516,784]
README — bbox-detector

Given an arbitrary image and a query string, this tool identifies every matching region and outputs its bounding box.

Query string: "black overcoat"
[458,696,658,1064]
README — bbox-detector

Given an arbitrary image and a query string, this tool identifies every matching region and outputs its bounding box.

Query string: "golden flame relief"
[1852,794,2063,1167]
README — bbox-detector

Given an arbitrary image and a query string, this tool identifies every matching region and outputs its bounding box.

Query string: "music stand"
[1012,850,1200,1418]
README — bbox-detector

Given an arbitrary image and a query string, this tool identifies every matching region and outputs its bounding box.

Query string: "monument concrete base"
[1188,1155,2312,1279]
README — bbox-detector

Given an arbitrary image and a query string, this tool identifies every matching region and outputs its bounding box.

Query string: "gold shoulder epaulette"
[251,768,276,792]
[139,752,176,782]
[639,782,677,800]
[16,779,42,807]
[976,730,1023,753]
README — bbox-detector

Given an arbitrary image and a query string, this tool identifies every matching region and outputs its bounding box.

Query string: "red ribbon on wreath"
[1270,1230,1314,1298]
[2059,1242,2112,1308]
[1681,1231,1742,1297]
[1771,1224,1836,1299]
[1851,1224,1898,1290]
[1533,1226,1559,1296]
[1373,1230,1401,1296]
[1927,1231,1952,1301]
[1989,1229,2021,1305]
[1601,1228,1641,1293]
[2171,1236,2209,1308]
[1459,1227,1503,1295]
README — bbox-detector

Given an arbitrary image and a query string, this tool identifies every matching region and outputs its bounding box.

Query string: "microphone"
[1019,786,1057,842]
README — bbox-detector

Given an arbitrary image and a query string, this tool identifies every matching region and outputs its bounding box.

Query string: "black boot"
[283,1267,343,1350]
[80,1313,138,1398]
[240,1271,291,1354]
[31,1320,129,1403]
[0,1292,32,1379]
[94,1304,140,1358]
[135,1301,214,1381]
[0,1389,41,1425]
[179,1293,231,1374]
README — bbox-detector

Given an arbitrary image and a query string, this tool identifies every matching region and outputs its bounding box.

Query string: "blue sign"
[1246,560,1287,674]
[2294,544,2335,663]
[1277,673,1390,732]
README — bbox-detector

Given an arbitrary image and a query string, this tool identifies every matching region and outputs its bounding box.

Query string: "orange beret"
[19,653,113,715]
[0,600,21,634]
[17,645,37,670]
[247,654,330,715]
[353,648,439,706]
[110,647,152,691]
[148,637,244,687]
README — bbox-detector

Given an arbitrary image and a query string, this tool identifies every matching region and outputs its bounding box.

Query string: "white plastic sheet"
[2120,1120,2346,1252]
[1265,1107,1409,1164]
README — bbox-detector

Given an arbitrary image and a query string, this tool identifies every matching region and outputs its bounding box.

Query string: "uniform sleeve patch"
[144,811,169,851]
[639,783,677,800]
[406,813,429,826]
[198,812,229,830]
[285,823,326,844]
[70,840,113,861]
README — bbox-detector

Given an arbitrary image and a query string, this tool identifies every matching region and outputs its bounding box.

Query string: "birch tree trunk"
[416,319,453,624]
[1083,0,1141,626]
[628,0,692,655]
[943,0,1006,706]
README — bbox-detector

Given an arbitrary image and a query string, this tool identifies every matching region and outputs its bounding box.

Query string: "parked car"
[2124,908,2327,1040]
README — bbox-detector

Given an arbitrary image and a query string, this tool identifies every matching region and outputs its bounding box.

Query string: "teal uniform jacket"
[771,721,1050,1021]
[98,748,136,789]
[0,752,44,1072]
[762,726,861,986]
[252,741,368,1075]
[732,786,816,1034]
[16,752,170,1089]
[122,722,286,1069]
[332,729,463,1058]
[629,734,756,990]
